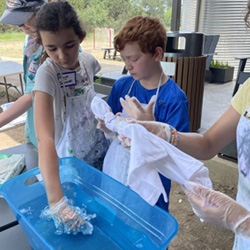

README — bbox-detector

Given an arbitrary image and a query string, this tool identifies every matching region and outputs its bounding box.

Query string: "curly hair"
[114,16,167,55]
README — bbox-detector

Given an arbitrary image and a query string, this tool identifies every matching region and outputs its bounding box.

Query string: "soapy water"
[18,182,158,250]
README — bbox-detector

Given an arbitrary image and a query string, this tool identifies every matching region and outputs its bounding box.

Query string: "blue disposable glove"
[41,196,96,235]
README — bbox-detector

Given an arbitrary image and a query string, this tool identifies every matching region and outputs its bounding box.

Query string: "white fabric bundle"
[91,96,127,134]
[91,96,212,205]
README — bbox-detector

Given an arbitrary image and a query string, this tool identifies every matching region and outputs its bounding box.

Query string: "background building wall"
[181,0,250,79]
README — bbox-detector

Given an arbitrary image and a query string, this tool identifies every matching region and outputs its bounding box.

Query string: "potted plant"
[207,59,234,83]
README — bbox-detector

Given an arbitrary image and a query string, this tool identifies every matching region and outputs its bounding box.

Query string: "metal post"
[171,0,181,31]
[19,73,24,95]
[3,76,10,102]
[195,0,202,32]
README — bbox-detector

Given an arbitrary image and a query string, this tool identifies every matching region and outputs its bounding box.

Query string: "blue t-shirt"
[108,75,190,211]
[108,75,189,131]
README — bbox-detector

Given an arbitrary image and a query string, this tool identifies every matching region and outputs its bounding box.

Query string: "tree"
[0,2,19,32]
[77,0,109,32]
[0,0,173,34]
[164,7,172,31]
[129,0,172,27]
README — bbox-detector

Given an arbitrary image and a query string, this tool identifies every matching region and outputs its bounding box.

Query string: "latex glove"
[184,182,250,238]
[135,120,174,142]
[120,95,156,121]
[41,196,96,235]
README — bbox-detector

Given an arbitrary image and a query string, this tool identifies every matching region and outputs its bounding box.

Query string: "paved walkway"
[200,80,234,133]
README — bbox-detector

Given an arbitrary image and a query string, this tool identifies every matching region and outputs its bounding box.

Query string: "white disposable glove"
[117,119,174,150]
[135,120,173,142]
[184,182,250,238]
[41,196,96,235]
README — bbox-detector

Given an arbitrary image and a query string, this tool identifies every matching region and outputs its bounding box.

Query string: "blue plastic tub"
[0,157,178,250]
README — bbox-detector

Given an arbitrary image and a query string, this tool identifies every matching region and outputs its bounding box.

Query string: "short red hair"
[114,16,167,55]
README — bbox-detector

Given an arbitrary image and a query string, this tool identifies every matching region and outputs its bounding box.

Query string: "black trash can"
[166,31,204,57]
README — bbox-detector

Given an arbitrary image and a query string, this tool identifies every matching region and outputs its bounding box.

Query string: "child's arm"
[0,93,32,127]
[34,90,92,234]
[133,107,239,160]
[34,90,63,206]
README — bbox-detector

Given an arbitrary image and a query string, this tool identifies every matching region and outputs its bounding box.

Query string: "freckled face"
[40,28,82,70]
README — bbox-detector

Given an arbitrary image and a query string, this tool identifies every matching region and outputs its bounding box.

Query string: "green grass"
[0,33,24,59]
[0,32,100,60]
[0,32,25,41]
[0,31,95,41]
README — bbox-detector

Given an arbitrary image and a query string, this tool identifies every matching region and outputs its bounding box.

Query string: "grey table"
[0,61,24,102]
[0,143,38,250]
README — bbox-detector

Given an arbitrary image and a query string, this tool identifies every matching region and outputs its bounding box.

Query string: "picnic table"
[0,61,24,102]
[101,47,118,60]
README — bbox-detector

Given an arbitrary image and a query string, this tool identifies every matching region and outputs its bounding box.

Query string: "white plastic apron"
[56,61,109,170]
[103,73,163,184]
[233,104,250,250]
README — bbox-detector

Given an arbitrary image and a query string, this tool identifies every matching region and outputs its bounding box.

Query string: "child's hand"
[120,95,155,121]
[96,116,115,139]
[41,196,96,235]
[118,134,131,150]
[96,117,111,133]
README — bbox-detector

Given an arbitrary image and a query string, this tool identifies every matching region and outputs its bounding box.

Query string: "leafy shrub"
[210,59,231,69]
[0,23,20,33]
